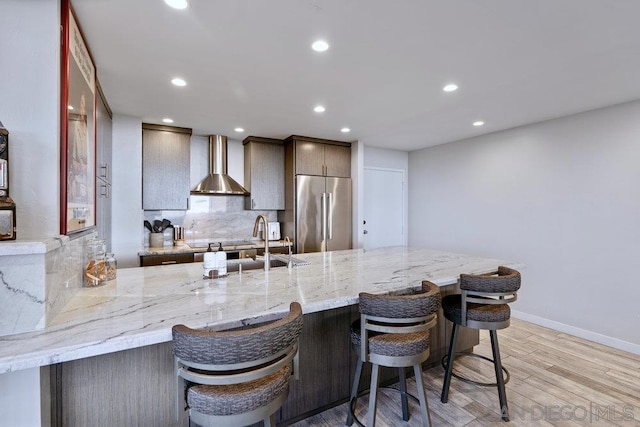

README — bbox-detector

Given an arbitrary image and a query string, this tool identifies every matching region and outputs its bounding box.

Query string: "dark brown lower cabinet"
[139,252,194,267]
[50,283,476,426]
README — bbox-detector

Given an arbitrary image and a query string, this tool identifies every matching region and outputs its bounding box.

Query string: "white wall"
[0,368,42,427]
[111,114,143,268]
[408,100,640,353]
[0,0,60,239]
[364,146,409,171]
[351,141,364,248]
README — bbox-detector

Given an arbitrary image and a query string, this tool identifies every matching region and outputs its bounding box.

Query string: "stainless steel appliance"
[295,175,351,253]
[191,135,249,196]
[262,222,281,241]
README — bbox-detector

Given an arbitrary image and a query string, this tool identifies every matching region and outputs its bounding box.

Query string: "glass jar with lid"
[105,252,117,281]
[85,237,107,287]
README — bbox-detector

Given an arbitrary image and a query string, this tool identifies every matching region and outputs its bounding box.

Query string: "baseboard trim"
[512,310,640,356]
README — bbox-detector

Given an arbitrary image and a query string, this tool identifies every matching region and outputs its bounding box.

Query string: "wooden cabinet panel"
[243,137,284,210]
[287,136,351,178]
[142,124,191,210]
[55,343,186,427]
[279,306,352,423]
[294,140,325,176]
[324,144,351,178]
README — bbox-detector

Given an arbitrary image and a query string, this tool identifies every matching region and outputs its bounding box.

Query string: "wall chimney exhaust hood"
[191,135,249,195]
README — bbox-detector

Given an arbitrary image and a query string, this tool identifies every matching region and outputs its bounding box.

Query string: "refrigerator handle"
[328,192,333,240]
[321,192,327,242]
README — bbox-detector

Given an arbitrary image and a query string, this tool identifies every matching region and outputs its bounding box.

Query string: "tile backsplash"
[143,195,277,246]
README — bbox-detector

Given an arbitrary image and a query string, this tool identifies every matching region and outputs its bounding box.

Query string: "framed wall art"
[60,0,97,234]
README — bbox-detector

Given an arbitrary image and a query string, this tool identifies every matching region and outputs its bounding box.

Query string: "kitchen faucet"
[284,236,292,269]
[252,215,270,271]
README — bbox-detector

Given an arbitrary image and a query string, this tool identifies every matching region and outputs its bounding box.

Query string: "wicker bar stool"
[440,266,521,421]
[346,281,440,427]
[172,301,303,427]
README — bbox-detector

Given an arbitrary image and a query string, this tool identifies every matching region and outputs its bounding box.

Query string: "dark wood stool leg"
[490,330,509,421]
[398,367,409,421]
[346,357,364,426]
[440,323,459,403]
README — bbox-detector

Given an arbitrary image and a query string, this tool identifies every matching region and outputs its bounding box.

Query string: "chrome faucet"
[252,215,270,271]
[284,236,292,269]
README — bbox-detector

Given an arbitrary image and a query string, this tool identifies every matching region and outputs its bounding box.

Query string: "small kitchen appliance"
[262,222,281,241]
[0,121,16,240]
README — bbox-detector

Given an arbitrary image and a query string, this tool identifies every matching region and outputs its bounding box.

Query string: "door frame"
[363,166,408,248]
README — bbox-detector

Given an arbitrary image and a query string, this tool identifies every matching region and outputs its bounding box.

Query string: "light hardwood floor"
[289,318,640,426]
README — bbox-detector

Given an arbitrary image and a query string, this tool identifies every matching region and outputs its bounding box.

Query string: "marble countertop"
[138,239,292,256]
[0,246,514,374]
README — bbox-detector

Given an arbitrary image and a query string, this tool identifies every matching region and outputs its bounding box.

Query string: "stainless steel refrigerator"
[295,175,352,253]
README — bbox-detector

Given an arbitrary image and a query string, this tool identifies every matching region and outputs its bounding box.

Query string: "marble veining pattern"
[0,246,516,374]
[0,234,92,337]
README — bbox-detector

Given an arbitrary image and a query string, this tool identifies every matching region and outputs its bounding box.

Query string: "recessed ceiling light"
[67,105,74,110]
[164,0,188,10]
[311,40,329,52]
[473,121,485,127]
[314,105,326,113]
[443,83,458,92]
[341,127,351,133]
[171,77,187,87]
[234,127,244,133]
[162,118,174,123]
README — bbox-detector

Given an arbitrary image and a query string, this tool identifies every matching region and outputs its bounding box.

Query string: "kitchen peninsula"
[0,246,516,425]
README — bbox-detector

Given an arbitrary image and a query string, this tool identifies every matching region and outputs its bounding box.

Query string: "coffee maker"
[0,121,16,240]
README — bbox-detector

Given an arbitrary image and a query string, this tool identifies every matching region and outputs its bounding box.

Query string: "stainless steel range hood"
[191,135,249,195]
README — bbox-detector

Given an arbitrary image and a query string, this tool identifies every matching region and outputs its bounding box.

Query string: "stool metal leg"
[398,367,409,421]
[490,330,509,422]
[440,323,459,403]
[413,363,432,427]
[264,413,276,426]
[367,363,381,427]
[346,356,364,426]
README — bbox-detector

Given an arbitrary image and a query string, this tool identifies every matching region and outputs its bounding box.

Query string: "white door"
[363,168,405,249]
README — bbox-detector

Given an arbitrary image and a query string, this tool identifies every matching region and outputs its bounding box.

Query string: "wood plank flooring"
[288,318,640,426]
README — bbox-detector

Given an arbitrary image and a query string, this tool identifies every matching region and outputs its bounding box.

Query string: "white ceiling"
[72,0,640,151]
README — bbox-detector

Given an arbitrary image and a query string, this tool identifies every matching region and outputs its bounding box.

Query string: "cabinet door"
[294,140,325,176]
[244,141,284,210]
[139,253,194,267]
[324,144,351,177]
[142,126,190,210]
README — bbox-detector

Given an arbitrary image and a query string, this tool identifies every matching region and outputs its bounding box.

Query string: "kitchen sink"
[226,257,287,272]
[226,255,309,272]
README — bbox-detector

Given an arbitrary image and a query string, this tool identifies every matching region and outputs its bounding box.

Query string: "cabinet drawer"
[139,253,194,267]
